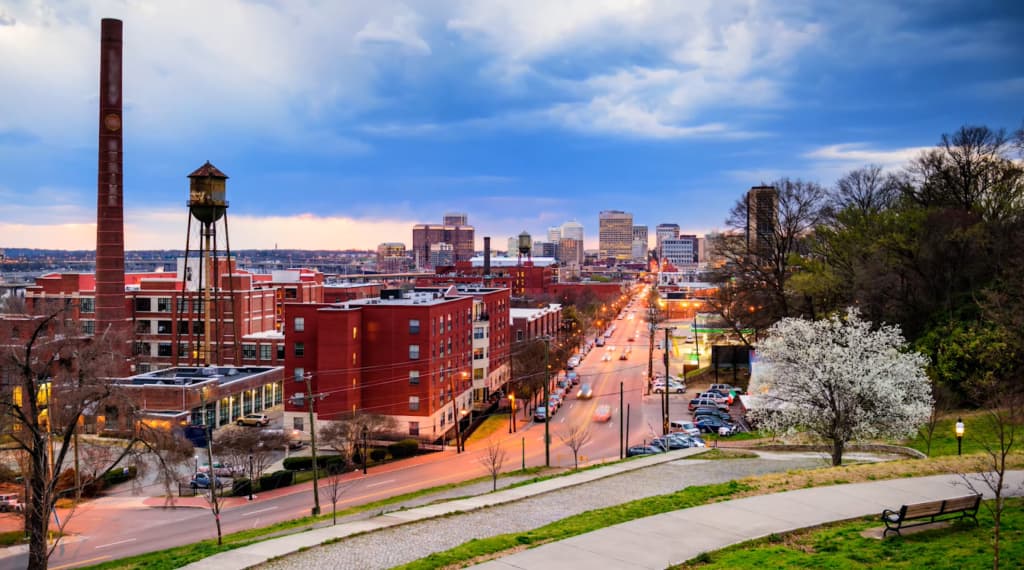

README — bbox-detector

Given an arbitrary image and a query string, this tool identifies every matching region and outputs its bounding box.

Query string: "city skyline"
[1,1,1022,250]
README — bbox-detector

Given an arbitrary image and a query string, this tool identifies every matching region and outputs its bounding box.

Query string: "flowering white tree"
[750,309,932,465]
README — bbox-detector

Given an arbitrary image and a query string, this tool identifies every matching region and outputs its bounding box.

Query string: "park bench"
[881,494,981,537]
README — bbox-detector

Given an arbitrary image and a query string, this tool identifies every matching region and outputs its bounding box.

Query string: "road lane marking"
[365,478,396,488]
[243,506,279,517]
[95,538,136,549]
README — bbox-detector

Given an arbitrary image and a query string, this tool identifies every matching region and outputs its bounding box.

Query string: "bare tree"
[325,462,352,525]
[917,383,953,457]
[212,426,286,479]
[958,388,1023,570]
[319,412,397,461]
[559,425,592,470]
[0,308,190,569]
[477,438,507,491]
[827,165,902,218]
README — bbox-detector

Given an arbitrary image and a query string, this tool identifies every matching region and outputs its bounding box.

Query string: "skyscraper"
[598,211,633,261]
[560,220,584,242]
[412,214,475,269]
[547,226,561,243]
[655,223,680,255]
[632,225,649,260]
[746,186,778,258]
[443,212,469,226]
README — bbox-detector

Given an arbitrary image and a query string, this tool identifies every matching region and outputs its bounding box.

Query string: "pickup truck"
[0,493,23,513]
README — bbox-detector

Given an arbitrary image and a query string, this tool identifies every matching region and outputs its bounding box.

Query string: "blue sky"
[1,0,1022,250]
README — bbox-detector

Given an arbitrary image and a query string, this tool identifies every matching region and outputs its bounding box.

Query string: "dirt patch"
[860,521,950,540]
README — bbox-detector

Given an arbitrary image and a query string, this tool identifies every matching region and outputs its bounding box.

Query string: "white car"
[669,420,700,437]
[567,355,581,368]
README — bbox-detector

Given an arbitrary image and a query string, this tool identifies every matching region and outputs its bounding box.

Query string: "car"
[627,336,635,342]
[556,379,569,391]
[593,404,612,422]
[619,352,628,360]
[0,493,23,513]
[688,397,729,411]
[653,436,692,450]
[669,420,700,436]
[602,352,612,361]
[595,337,605,347]
[626,444,663,457]
[666,433,706,448]
[534,406,548,422]
[567,371,579,384]
[190,472,230,489]
[710,383,744,395]
[577,383,593,399]
[548,396,561,413]
[236,413,270,427]
[695,416,738,435]
[693,407,732,422]
[567,355,581,369]
[653,380,686,394]
[697,391,730,405]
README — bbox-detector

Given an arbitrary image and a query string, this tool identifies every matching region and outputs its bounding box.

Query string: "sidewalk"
[471,471,1024,569]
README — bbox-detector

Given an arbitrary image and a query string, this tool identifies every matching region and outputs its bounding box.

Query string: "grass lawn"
[675,498,1023,569]
[0,531,27,547]
[465,414,509,444]
[902,411,1015,457]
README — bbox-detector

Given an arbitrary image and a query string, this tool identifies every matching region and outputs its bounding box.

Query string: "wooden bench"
[882,494,981,537]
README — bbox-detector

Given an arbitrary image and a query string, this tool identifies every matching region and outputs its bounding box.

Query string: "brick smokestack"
[95,18,127,339]
[483,236,491,276]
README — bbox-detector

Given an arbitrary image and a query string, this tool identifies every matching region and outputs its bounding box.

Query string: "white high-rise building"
[560,220,584,242]
[547,226,561,243]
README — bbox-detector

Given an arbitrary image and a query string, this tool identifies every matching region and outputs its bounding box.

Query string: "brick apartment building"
[282,285,510,443]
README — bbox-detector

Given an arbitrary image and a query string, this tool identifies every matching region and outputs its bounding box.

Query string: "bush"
[102,465,137,486]
[231,477,253,497]
[370,448,387,462]
[388,439,419,459]
[282,455,346,471]
[258,470,294,491]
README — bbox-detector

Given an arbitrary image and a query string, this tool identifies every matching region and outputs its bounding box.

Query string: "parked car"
[619,351,628,360]
[567,355,582,369]
[653,436,691,450]
[534,406,548,422]
[593,404,612,422]
[709,383,744,395]
[667,433,706,448]
[556,378,569,391]
[697,391,730,405]
[548,395,561,412]
[688,397,729,411]
[695,416,739,435]
[595,337,606,347]
[626,444,663,457]
[577,383,593,399]
[692,407,732,422]
[567,371,579,384]
[190,472,230,489]
[0,493,23,513]
[669,420,700,436]
[236,413,270,427]
[653,380,686,394]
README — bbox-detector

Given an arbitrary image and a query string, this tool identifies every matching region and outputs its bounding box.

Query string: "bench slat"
[903,502,944,518]
[941,496,979,512]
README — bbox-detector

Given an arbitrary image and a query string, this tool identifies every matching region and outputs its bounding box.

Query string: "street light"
[247,452,254,501]
[955,417,964,456]
[361,424,369,474]
[194,455,199,475]
[508,393,516,434]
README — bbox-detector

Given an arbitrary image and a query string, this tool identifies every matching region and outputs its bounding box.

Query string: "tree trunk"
[28,433,51,570]
[831,439,844,466]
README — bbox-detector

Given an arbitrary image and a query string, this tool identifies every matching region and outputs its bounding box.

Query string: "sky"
[0,0,1022,251]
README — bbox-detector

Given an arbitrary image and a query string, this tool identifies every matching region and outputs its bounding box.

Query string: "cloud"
[804,143,930,168]
[354,9,432,55]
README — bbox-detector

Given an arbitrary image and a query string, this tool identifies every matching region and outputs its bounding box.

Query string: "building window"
[294,367,305,382]
[473,348,484,360]
[284,288,298,299]
[157,298,172,312]
[82,320,95,335]
[133,342,151,356]
[135,321,152,334]
[293,416,303,431]
[157,343,172,357]
[277,345,286,360]
[294,317,305,332]
[177,321,189,334]
[193,321,205,335]
[352,326,358,340]
[242,344,257,360]
[409,345,420,360]
[409,371,420,385]
[409,396,419,411]
[474,367,484,380]
[137,363,151,373]
[260,345,272,361]
[177,298,188,313]
[134,298,151,312]
[516,330,524,342]
[294,342,305,357]
[409,319,420,334]
[474,326,485,340]
[409,421,419,436]
[79,298,95,313]
[157,320,172,334]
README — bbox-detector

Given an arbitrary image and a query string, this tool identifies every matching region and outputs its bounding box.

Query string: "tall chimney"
[95,18,127,340]
[483,236,491,277]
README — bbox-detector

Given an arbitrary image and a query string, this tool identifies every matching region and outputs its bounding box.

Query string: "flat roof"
[119,366,281,387]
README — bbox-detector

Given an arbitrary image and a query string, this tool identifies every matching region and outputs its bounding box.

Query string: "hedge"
[102,465,138,485]
[282,455,346,471]
[370,448,387,462]
[258,470,294,491]
[231,477,253,497]
[387,439,419,459]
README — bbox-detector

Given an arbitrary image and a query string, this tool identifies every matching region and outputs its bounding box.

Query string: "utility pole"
[663,328,670,436]
[619,381,624,459]
[302,373,321,516]
[450,374,463,453]
[544,337,550,467]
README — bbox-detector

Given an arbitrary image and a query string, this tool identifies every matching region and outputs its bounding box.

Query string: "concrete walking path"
[471,471,1024,570]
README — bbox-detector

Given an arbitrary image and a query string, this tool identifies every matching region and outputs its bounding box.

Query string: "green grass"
[903,412,1018,458]
[0,531,27,547]
[703,430,767,443]
[393,481,752,570]
[465,414,510,444]
[687,449,758,460]
[675,498,1023,569]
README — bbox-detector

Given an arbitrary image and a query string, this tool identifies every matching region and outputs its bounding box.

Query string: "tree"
[477,438,507,491]
[319,412,396,460]
[958,388,1022,570]
[324,462,352,525]
[212,426,286,479]
[558,425,592,469]
[749,309,932,466]
[0,308,190,569]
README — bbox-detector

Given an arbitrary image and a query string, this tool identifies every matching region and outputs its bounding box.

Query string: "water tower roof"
[188,161,229,179]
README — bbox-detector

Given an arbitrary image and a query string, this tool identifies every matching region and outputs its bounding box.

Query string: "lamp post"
[508,393,516,433]
[247,452,254,501]
[955,417,964,456]
[194,455,199,475]
[361,424,369,474]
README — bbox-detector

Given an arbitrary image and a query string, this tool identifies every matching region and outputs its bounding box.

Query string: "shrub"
[370,448,387,462]
[231,477,253,497]
[283,455,346,471]
[102,465,137,486]
[388,439,419,459]
[258,470,294,491]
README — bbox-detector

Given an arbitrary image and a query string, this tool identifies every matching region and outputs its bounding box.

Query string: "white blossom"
[749,308,932,465]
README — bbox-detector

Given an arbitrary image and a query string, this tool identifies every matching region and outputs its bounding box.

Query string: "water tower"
[174,161,240,366]
[517,231,532,265]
